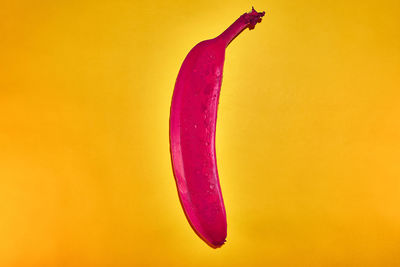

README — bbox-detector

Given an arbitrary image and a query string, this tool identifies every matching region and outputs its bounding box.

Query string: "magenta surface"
[169,8,265,248]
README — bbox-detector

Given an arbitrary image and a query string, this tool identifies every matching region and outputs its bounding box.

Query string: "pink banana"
[169,8,265,248]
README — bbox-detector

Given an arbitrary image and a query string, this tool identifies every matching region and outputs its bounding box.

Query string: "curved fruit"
[169,7,265,248]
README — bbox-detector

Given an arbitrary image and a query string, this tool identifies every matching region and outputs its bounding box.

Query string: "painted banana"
[169,7,265,248]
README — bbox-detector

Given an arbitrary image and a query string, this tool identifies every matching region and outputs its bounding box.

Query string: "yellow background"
[1,0,399,266]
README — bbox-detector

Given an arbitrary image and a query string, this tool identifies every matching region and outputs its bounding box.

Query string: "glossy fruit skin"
[169,8,265,248]
[170,39,227,248]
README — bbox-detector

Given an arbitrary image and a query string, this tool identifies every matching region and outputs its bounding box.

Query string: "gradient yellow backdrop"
[1,0,399,266]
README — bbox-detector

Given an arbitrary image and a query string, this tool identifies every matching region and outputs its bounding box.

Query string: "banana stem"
[217,7,265,47]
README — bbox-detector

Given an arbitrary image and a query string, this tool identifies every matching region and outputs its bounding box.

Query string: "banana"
[169,7,265,248]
